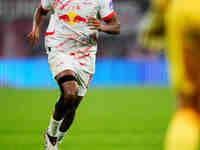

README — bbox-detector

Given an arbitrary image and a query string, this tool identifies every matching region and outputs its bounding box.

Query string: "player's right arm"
[27,8,48,45]
[27,0,53,45]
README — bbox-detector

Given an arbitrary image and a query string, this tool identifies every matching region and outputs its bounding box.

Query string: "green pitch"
[0,88,174,150]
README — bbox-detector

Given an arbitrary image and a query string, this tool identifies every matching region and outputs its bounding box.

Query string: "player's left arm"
[87,0,120,34]
[138,0,169,50]
[87,15,120,34]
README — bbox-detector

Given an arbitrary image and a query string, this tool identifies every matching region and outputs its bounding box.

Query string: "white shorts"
[47,48,93,97]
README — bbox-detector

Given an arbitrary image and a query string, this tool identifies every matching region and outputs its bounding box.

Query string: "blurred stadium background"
[0,0,174,150]
[0,0,168,88]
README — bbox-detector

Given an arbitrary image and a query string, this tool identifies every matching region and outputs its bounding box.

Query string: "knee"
[63,89,78,102]
[62,83,78,103]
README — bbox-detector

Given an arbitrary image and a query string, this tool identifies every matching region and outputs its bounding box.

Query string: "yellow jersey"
[141,0,200,94]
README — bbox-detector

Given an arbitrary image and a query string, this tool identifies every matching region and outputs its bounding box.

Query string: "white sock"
[56,130,66,143]
[47,116,62,137]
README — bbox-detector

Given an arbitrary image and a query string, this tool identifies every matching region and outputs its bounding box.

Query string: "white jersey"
[40,0,116,74]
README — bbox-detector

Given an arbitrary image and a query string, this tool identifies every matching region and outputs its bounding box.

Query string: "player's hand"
[27,28,40,45]
[138,11,165,51]
[87,17,103,31]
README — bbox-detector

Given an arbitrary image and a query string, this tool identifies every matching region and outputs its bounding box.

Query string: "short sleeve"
[99,0,116,21]
[40,0,54,13]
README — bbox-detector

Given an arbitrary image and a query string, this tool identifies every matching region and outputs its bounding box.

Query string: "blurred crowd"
[0,0,163,59]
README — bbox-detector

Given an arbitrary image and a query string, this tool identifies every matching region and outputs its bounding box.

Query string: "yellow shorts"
[165,0,200,94]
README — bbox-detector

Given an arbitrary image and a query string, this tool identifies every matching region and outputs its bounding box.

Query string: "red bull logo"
[59,12,87,25]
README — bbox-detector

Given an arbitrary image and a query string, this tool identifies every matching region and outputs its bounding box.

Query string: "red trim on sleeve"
[45,30,55,36]
[40,0,49,14]
[102,11,116,21]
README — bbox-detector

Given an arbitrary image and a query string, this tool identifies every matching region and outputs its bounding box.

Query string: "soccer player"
[27,0,120,149]
[140,0,200,150]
